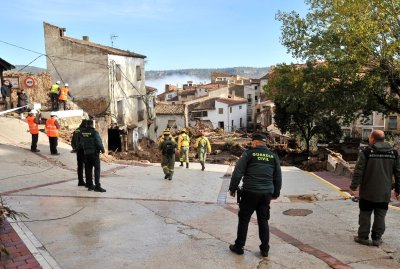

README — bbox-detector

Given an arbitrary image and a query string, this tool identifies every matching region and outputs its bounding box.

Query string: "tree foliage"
[276,0,400,114]
[266,62,343,155]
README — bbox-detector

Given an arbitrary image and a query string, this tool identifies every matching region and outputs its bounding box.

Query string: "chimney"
[83,36,89,41]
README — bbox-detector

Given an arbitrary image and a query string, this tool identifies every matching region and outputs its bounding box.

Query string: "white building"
[43,22,148,151]
[189,97,248,132]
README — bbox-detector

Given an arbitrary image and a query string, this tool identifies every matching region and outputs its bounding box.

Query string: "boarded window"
[116,64,122,81]
[136,65,142,81]
[117,100,124,124]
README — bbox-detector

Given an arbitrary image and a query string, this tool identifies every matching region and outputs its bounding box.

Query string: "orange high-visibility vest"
[58,87,68,101]
[26,116,38,135]
[46,118,59,137]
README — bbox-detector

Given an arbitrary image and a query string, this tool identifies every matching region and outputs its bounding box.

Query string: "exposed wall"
[200,102,247,132]
[156,114,185,138]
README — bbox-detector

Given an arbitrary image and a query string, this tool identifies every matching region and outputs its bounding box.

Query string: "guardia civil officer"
[228,133,282,257]
[71,119,87,187]
[81,120,106,192]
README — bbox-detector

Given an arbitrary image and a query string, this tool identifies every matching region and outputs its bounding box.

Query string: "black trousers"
[48,137,58,154]
[50,93,59,111]
[31,134,38,151]
[59,100,67,111]
[77,149,85,183]
[85,153,101,187]
[235,190,272,252]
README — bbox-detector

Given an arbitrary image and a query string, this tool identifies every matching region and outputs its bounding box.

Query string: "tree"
[266,62,343,155]
[276,0,400,115]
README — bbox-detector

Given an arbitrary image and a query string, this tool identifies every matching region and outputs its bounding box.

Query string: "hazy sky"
[0,0,308,71]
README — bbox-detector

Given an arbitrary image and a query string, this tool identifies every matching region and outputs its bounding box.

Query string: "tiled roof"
[216,97,247,105]
[146,86,157,93]
[156,103,185,115]
[0,58,15,70]
[61,36,146,59]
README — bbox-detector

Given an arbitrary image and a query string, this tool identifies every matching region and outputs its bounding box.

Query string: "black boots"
[201,162,205,171]
[180,162,183,167]
[186,163,189,168]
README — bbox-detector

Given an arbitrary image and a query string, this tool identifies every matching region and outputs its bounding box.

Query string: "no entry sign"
[24,77,36,88]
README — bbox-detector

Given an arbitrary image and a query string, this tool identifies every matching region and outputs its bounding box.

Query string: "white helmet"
[31,109,37,114]
[50,111,57,116]
[65,83,69,87]
[56,81,60,84]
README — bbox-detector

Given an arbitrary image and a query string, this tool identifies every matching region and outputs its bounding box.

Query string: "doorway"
[108,128,122,152]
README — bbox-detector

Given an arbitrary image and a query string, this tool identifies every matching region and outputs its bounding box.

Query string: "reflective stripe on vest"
[58,87,68,100]
[50,84,59,94]
[46,118,59,137]
[26,116,38,135]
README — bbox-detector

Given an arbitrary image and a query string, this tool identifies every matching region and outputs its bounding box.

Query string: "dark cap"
[252,133,267,142]
[86,120,94,127]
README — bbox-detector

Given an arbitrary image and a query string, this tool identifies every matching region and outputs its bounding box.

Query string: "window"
[240,118,243,127]
[230,107,232,113]
[116,64,122,81]
[138,98,145,121]
[247,116,252,122]
[239,106,242,109]
[136,65,142,81]
[255,96,258,101]
[167,120,177,128]
[247,94,252,103]
[389,116,397,130]
[117,100,123,124]
[219,108,223,114]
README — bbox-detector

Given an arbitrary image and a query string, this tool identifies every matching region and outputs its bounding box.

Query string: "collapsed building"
[43,22,155,151]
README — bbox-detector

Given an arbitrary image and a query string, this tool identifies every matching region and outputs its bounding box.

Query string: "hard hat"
[56,81,60,84]
[50,111,57,116]
[31,109,37,114]
[163,130,171,135]
[65,83,69,87]
[181,128,187,133]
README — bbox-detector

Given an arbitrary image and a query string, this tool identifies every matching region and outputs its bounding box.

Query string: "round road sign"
[24,77,36,88]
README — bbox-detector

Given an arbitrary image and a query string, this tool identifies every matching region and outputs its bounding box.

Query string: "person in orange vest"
[58,83,72,111]
[26,109,40,152]
[46,112,60,155]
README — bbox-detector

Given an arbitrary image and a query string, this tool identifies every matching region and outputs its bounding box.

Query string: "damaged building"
[43,22,153,151]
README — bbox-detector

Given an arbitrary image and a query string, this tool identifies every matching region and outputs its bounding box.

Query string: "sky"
[0,0,309,73]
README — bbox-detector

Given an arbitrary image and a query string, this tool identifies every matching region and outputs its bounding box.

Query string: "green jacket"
[350,141,400,202]
[229,145,282,197]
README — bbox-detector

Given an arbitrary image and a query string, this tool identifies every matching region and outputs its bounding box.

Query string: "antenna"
[110,34,118,47]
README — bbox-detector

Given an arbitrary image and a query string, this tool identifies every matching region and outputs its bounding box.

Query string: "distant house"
[155,103,187,137]
[189,97,247,131]
[43,22,148,151]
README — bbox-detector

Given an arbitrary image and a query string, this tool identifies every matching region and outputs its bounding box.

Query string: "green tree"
[266,62,343,155]
[276,0,400,114]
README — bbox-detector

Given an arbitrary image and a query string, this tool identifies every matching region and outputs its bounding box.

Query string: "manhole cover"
[283,209,313,216]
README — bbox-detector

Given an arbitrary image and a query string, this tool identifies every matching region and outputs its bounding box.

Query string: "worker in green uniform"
[194,129,211,171]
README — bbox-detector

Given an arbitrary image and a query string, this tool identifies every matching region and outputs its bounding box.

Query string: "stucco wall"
[198,102,247,132]
[156,115,185,138]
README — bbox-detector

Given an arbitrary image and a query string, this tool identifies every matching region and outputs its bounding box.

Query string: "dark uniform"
[350,139,400,246]
[80,120,106,192]
[158,130,177,180]
[229,133,282,257]
[71,120,86,186]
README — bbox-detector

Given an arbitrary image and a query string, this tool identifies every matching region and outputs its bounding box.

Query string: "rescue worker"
[50,81,60,111]
[177,128,190,168]
[194,130,211,171]
[26,109,40,152]
[158,129,177,180]
[58,83,72,111]
[81,120,106,192]
[71,119,87,187]
[228,133,282,257]
[45,112,60,155]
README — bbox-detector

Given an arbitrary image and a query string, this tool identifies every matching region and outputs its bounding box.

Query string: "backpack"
[163,140,175,156]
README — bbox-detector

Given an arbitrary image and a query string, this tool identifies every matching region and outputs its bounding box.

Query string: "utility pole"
[110,34,118,48]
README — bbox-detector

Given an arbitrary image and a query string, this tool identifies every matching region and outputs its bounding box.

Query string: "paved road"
[1,116,400,269]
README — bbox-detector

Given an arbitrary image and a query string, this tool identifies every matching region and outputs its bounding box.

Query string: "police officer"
[228,133,282,257]
[81,120,106,192]
[71,119,87,187]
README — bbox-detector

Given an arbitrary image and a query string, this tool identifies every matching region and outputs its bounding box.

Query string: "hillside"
[145,67,271,81]
[10,65,47,73]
